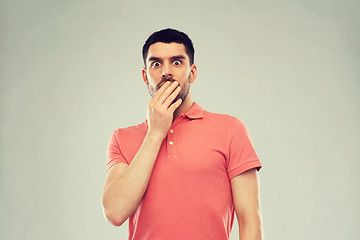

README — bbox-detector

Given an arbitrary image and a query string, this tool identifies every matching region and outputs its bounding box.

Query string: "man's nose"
[161,63,173,78]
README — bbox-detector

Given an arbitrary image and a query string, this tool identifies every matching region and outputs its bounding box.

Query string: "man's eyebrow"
[148,57,162,62]
[170,55,186,61]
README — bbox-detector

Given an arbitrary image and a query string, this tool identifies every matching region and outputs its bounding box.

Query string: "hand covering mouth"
[156,77,176,91]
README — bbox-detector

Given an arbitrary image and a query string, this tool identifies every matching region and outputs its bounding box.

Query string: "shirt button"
[169,141,174,145]
[170,129,174,133]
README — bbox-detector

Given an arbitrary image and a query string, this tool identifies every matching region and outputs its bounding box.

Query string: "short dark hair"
[142,28,195,66]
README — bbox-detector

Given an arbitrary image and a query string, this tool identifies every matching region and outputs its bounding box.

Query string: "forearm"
[102,131,163,225]
[238,212,264,240]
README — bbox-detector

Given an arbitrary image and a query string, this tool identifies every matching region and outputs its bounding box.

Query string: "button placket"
[167,128,176,160]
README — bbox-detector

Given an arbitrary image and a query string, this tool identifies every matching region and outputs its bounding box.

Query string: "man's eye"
[153,62,161,67]
[173,60,181,66]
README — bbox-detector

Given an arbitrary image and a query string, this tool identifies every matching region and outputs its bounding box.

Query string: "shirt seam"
[226,117,238,167]
[113,131,128,165]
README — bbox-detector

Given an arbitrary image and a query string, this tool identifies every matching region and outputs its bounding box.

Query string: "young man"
[102,28,263,240]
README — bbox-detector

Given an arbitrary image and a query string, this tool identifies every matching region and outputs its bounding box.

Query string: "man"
[102,28,263,240]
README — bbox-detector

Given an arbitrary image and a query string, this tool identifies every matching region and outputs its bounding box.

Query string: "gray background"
[1,0,359,239]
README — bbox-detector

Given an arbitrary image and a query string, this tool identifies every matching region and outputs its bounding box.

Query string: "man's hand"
[146,81,182,139]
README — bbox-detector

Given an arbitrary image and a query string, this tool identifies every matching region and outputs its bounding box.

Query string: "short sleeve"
[106,131,129,172]
[227,118,262,179]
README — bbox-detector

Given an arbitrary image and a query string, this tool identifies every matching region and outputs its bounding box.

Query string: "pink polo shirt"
[107,102,262,240]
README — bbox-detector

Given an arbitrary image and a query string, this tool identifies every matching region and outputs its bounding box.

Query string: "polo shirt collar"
[184,102,204,119]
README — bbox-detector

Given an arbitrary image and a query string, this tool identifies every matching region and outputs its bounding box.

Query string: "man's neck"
[173,94,193,120]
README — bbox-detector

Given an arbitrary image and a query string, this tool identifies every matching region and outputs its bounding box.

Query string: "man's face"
[142,42,196,103]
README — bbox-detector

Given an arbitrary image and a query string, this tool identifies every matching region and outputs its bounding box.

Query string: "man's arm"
[101,81,182,226]
[230,168,264,240]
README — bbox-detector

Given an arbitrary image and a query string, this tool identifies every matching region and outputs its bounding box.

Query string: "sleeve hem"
[228,159,262,179]
[107,158,129,172]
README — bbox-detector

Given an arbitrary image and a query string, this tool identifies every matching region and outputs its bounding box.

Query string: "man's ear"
[190,64,197,83]
[142,68,148,85]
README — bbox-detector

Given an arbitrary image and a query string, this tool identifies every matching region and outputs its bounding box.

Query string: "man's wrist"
[145,130,166,143]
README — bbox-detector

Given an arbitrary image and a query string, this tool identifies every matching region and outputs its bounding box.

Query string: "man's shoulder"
[202,110,248,132]
[113,121,147,137]
[203,110,240,123]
